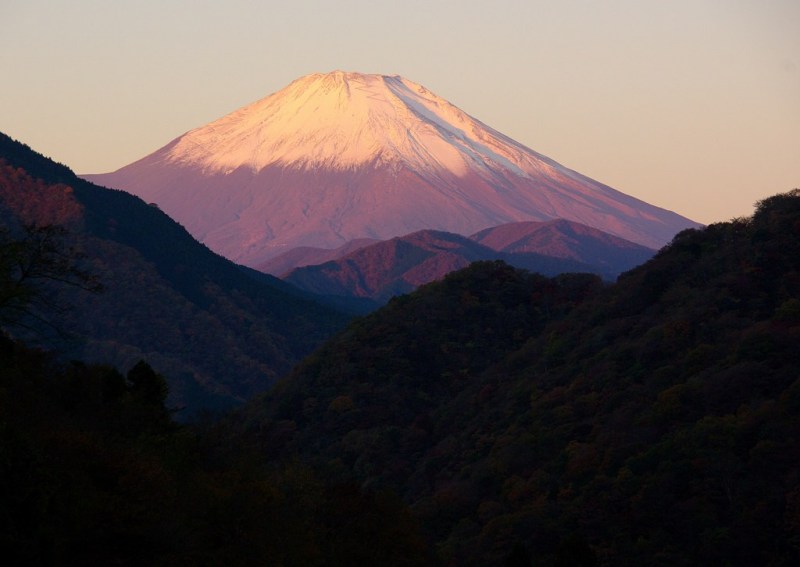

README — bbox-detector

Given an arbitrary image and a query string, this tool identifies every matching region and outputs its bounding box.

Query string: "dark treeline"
[0,337,431,565]
[232,189,800,565]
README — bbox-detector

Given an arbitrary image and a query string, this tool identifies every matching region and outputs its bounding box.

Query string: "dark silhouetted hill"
[241,189,800,565]
[0,132,350,413]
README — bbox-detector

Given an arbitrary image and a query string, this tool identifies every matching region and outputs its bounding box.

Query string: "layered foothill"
[281,221,655,303]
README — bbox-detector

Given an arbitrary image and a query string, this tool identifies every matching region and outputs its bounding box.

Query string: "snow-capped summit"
[163,71,544,178]
[84,71,699,267]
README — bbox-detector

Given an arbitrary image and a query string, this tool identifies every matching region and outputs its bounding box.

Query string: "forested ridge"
[0,338,431,565]
[237,189,800,565]
[0,133,349,412]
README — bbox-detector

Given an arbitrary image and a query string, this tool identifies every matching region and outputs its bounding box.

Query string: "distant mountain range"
[0,132,348,413]
[280,220,655,303]
[258,237,379,277]
[84,71,699,268]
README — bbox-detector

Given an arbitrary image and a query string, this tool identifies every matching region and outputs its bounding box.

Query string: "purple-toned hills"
[471,218,656,273]
[282,220,656,302]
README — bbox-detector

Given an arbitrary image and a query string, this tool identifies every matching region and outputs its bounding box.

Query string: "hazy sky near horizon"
[1,0,797,224]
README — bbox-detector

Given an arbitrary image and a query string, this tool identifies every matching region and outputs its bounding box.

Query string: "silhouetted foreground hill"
[0,337,431,564]
[241,189,800,565]
[0,133,349,412]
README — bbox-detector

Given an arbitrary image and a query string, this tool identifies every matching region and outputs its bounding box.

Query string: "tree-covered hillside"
[0,336,431,565]
[241,190,800,565]
[0,132,350,412]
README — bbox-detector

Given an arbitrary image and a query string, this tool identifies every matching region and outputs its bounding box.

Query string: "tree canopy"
[239,189,800,565]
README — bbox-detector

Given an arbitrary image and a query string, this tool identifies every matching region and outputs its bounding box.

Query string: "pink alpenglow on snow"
[83,71,700,267]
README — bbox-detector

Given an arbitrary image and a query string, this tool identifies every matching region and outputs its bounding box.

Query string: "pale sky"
[1,0,797,224]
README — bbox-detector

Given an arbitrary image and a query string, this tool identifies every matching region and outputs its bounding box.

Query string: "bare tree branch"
[0,224,102,337]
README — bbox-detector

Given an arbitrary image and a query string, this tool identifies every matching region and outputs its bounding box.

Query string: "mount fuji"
[83,71,699,267]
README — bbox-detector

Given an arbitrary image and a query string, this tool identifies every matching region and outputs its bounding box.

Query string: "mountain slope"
[283,230,502,302]
[281,221,654,303]
[258,238,378,276]
[240,189,800,564]
[283,228,615,303]
[0,132,349,412]
[84,71,699,266]
[472,218,656,273]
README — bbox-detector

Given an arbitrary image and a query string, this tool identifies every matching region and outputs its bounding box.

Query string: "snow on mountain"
[83,71,700,267]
